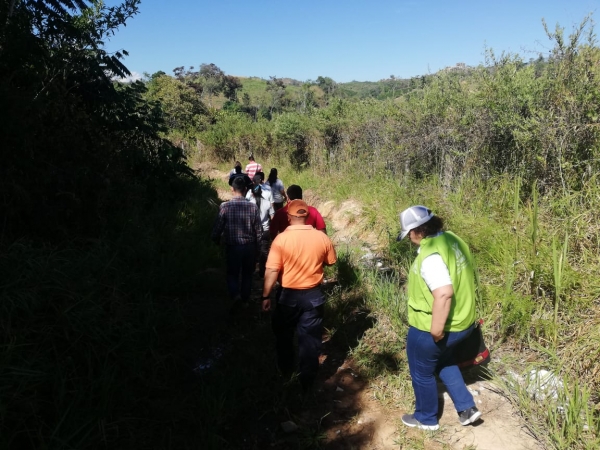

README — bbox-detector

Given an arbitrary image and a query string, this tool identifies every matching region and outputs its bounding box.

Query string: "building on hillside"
[442,62,469,72]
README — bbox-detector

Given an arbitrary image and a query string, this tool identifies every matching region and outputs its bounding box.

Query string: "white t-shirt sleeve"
[420,253,452,291]
[266,191,274,216]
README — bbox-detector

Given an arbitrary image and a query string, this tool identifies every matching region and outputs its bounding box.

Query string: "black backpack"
[229,173,252,189]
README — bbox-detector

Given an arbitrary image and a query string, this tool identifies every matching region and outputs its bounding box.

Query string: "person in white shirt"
[229,161,242,177]
[247,175,274,277]
[397,205,481,431]
[266,168,287,210]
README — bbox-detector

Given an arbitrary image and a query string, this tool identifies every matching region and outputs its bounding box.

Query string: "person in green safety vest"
[397,205,482,431]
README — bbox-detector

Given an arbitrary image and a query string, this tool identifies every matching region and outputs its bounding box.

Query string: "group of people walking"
[213,155,334,391]
[212,155,482,429]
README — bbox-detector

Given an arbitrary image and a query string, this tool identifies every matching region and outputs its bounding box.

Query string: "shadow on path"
[175,268,378,449]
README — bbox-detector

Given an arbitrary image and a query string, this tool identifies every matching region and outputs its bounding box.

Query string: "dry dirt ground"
[314,361,541,450]
[199,164,542,450]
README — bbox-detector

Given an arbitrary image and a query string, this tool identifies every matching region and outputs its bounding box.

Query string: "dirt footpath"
[313,355,541,450]
[437,380,541,449]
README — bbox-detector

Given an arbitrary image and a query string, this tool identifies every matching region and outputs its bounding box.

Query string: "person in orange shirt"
[261,200,337,391]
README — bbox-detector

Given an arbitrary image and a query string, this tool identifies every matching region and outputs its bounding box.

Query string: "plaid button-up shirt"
[211,197,262,245]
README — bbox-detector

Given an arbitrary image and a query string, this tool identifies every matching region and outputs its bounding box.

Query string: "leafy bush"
[0,2,226,447]
[199,111,272,161]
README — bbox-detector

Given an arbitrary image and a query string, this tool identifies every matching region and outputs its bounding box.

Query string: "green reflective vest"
[407,231,476,332]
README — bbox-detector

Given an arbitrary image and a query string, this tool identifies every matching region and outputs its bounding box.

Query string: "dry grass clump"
[559,311,600,399]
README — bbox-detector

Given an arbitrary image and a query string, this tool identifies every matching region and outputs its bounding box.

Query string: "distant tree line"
[145,16,597,191]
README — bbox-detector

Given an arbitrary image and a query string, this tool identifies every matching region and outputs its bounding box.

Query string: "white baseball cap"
[397,205,434,240]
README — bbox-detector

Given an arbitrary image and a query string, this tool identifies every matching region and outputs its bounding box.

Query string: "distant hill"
[219,64,477,108]
[234,74,434,104]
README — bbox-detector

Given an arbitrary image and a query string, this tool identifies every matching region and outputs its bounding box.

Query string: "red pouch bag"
[455,319,491,369]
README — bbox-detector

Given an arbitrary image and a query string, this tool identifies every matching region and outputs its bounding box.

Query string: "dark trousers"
[226,243,256,302]
[271,287,324,388]
[258,231,271,278]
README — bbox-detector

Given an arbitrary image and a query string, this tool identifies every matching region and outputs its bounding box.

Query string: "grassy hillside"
[236,76,421,103]
[238,76,324,108]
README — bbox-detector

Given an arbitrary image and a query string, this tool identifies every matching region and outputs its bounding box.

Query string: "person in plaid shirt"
[212,177,262,307]
[245,154,263,180]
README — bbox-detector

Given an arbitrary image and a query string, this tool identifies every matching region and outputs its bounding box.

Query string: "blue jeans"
[226,243,257,302]
[406,324,476,425]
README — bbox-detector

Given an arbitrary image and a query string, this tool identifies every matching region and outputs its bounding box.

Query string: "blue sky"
[105,0,599,83]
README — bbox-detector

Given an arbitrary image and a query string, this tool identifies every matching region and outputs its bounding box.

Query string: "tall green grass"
[237,158,600,448]
[198,144,600,447]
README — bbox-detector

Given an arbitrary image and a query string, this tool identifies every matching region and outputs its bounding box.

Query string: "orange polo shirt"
[266,225,337,289]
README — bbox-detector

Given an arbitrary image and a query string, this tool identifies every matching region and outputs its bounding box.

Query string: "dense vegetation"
[161,17,599,193]
[1,1,221,448]
[1,0,599,447]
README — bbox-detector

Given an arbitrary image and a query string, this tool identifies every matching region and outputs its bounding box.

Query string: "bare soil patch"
[438,379,541,450]
[195,162,233,201]
[311,363,541,450]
